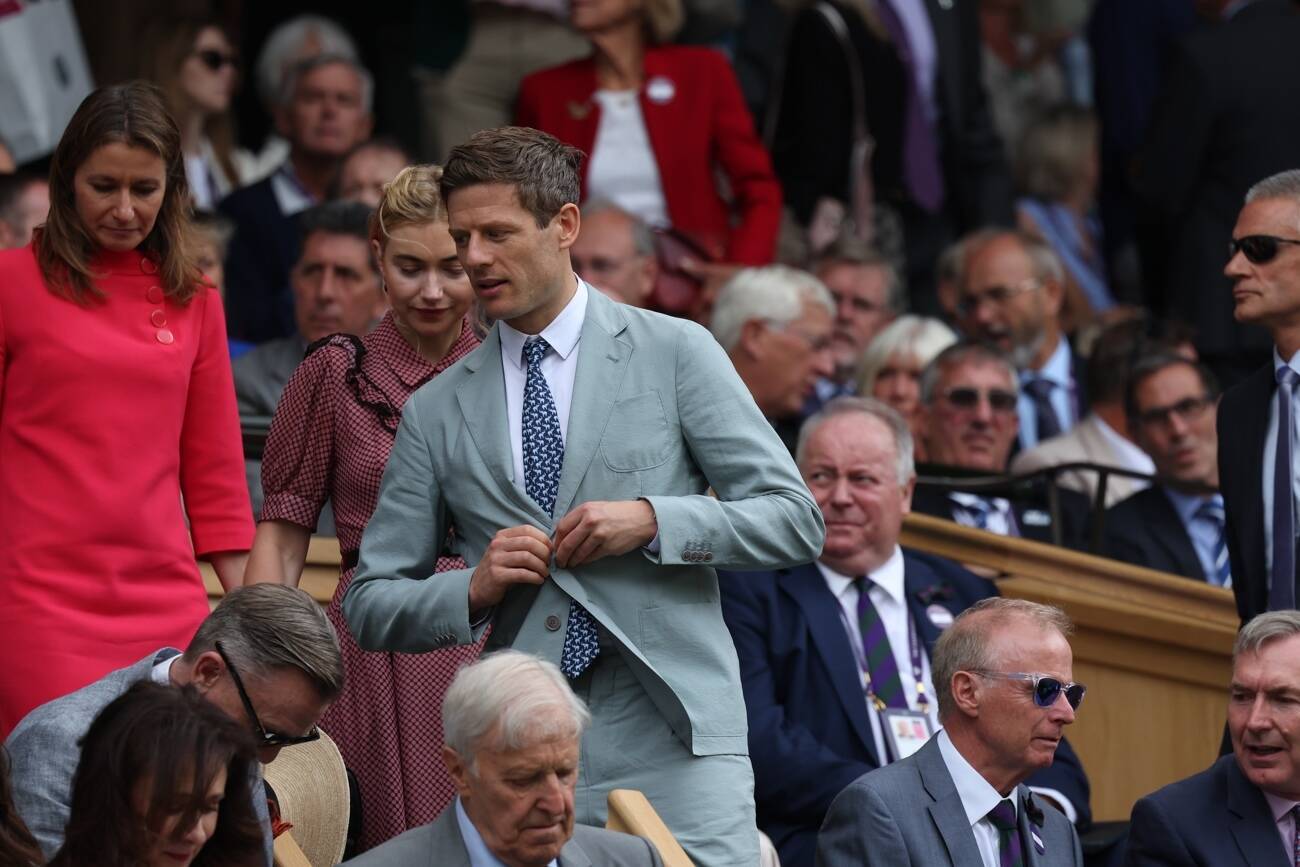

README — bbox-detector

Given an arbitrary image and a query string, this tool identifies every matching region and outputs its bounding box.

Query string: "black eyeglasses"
[1135,394,1215,429]
[973,671,1087,710]
[194,48,238,73]
[941,387,1019,414]
[214,641,320,748]
[1227,235,1300,265]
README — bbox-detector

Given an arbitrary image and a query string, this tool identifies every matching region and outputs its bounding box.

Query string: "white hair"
[796,396,916,485]
[1246,169,1300,207]
[855,315,958,396]
[255,15,360,110]
[279,53,374,114]
[442,651,591,769]
[709,265,835,353]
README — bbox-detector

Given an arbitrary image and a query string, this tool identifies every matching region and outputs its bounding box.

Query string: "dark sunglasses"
[1135,394,1214,429]
[194,48,238,72]
[941,387,1018,414]
[214,641,320,748]
[974,670,1087,710]
[1227,235,1300,265]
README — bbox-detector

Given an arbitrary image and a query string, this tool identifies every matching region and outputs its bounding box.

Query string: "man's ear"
[950,671,982,719]
[738,317,770,360]
[443,746,473,798]
[187,651,225,693]
[554,202,581,251]
[1041,277,1065,319]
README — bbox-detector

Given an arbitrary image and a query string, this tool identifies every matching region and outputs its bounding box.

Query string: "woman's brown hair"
[0,749,42,867]
[369,163,447,250]
[48,682,265,867]
[37,81,203,305]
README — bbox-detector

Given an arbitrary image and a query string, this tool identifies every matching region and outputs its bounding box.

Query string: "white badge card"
[883,709,935,761]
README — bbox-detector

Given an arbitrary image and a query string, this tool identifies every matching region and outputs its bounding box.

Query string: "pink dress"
[0,244,253,735]
[260,312,483,851]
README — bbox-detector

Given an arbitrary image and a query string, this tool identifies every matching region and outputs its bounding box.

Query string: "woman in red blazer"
[515,0,781,267]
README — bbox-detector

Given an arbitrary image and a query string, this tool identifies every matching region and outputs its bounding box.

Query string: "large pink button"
[140,258,158,274]
[156,328,174,345]
[150,310,167,327]
[146,286,163,304]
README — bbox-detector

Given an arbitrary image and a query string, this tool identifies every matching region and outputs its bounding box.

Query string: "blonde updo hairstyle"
[369,163,448,252]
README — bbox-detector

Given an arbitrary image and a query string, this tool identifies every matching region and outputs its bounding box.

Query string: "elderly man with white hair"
[344,650,663,867]
[710,265,836,452]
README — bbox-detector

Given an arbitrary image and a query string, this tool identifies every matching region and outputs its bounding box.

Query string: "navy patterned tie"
[987,799,1025,867]
[1023,377,1062,442]
[521,337,599,678]
[1273,366,1299,611]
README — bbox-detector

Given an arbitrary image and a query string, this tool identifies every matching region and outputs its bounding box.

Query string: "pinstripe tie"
[1195,497,1231,588]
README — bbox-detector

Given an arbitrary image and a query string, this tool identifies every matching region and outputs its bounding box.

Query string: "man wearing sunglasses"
[818,597,1085,866]
[6,584,343,864]
[1219,169,1300,625]
[1126,610,1300,866]
[908,342,1091,549]
[1104,354,1228,586]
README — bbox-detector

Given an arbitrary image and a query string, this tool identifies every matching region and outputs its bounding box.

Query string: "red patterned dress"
[260,312,482,850]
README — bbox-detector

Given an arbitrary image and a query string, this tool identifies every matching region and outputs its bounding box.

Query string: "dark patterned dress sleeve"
[260,337,354,530]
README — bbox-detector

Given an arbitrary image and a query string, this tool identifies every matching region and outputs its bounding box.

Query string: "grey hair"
[959,229,1065,291]
[918,341,1019,405]
[1014,105,1098,203]
[185,585,344,701]
[443,650,592,768]
[580,198,655,257]
[855,315,957,396]
[1235,611,1300,660]
[796,396,915,484]
[940,228,1003,287]
[1246,169,1300,207]
[931,597,1073,722]
[812,235,905,314]
[710,265,835,353]
[279,53,374,115]
[256,15,359,110]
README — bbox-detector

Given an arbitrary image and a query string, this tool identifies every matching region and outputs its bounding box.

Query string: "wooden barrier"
[606,789,694,866]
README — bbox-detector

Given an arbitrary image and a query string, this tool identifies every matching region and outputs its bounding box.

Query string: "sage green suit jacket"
[344,287,824,757]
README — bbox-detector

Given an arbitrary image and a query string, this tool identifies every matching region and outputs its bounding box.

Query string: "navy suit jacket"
[719,549,1091,867]
[1125,755,1288,866]
[909,483,1092,552]
[1103,486,1207,582]
[1219,362,1278,623]
[218,175,301,343]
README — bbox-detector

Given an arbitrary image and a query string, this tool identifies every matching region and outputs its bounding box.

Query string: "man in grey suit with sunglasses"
[817,597,1085,866]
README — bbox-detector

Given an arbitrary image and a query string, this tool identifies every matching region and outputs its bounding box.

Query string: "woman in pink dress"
[0,82,253,736]
[244,164,482,851]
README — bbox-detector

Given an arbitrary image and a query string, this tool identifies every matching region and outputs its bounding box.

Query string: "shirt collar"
[269,162,317,216]
[1162,487,1222,525]
[816,546,906,603]
[150,653,179,686]
[456,798,557,867]
[1264,789,1300,823]
[370,311,481,388]
[1021,336,1071,387]
[936,729,1012,828]
[1089,414,1155,475]
[1274,346,1300,376]
[500,277,588,372]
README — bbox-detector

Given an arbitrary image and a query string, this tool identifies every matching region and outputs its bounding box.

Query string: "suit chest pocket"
[601,391,673,471]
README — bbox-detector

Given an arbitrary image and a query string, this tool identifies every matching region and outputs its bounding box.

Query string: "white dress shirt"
[498,279,588,489]
[1091,414,1156,477]
[1260,348,1300,581]
[1264,790,1300,859]
[936,729,1014,867]
[456,797,558,867]
[150,653,178,685]
[586,89,670,229]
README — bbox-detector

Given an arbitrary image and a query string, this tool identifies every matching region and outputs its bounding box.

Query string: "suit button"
[156,328,174,345]
[545,614,562,631]
[150,309,167,327]
[146,286,163,304]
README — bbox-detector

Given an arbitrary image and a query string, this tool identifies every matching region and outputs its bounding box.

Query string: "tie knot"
[987,799,1018,832]
[1023,377,1054,400]
[523,336,550,368]
[1196,497,1226,527]
[1278,365,1299,388]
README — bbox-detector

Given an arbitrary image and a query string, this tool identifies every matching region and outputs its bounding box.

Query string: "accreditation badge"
[882,708,935,761]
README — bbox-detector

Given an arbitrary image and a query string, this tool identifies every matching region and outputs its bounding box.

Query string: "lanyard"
[836,586,930,710]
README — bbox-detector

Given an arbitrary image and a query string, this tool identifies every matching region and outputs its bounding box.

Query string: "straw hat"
[262,728,350,866]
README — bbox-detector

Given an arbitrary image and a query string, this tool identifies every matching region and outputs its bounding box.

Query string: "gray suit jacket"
[344,287,825,757]
[342,807,664,866]
[1010,414,1151,509]
[233,335,305,417]
[5,650,273,865]
[816,738,1083,866]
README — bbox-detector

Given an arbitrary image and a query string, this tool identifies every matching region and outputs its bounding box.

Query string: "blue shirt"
[1261,349,1300,587]
[456,798,560,867]
[1163,488,1227,585]
[1017,337,1077,450]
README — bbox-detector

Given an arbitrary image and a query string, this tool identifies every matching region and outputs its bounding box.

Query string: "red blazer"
[516,45,782,265]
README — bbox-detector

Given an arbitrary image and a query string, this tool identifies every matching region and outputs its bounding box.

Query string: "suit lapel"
[903,556,947,654]
[557,833,594,867]
[1227,758,1291,866]
[1146,490,1208,582]
[455,328,551,525]
[1238,364,1274,615]
[553,290,632,518]
[917,739,984,867]
[1018,788,1044,867]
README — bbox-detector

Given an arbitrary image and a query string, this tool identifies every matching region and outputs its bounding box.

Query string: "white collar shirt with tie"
[936,728,1015,867]
[1162,488,1230,587]
[1260,347,1300,584]
[949,492,1016,537]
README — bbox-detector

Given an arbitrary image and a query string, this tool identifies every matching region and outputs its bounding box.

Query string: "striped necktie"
[987,799,1026,867]
[855,577,905,709]
[1195,497,1231,588]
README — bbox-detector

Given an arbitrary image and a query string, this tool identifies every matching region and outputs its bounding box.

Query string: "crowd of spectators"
[4,0,1300,865]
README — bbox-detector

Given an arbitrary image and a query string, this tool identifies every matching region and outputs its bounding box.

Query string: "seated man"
[720,398,1090,867]
[1126,610,1300,865]
[818,597,1085,866]
[570,198,658,308]
[710,264,835,453]
[334,137,412,208]
[7,584,343,863]
[1104,354,1228,585]
[910,341,1091,548]
[344,650,662,866]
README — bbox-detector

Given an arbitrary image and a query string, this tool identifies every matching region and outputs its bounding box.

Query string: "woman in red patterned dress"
[243,165,481,851]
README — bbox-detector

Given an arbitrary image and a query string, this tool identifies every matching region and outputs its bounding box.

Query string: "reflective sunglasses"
[973,670,1087,710]
[214,641,321,748]
[1227,235,1300,265]
[941,387,1018,414]
[194,48,238,72]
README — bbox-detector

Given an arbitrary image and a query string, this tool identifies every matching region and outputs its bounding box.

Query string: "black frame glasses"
[214,641,320,748]
[972,670,1087,710]
[1228,235,1300,265]
[1134,394,1215,429]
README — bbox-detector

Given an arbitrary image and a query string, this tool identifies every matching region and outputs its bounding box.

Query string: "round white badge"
[926,604,955,630]
[646,76,675,104]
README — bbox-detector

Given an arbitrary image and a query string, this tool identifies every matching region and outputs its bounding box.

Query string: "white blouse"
[585,89,670,228]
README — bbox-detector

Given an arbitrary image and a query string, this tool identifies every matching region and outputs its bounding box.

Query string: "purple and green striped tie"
[855,577,905,709]
[987,799,1025,867]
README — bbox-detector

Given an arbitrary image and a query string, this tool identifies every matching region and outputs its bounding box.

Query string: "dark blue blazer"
[1103,485,1207,583]
[1125,754,1288,866]
[217,175,301,344]
[719,549,1091,867]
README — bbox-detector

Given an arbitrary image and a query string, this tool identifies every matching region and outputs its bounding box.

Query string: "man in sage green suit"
[343,127,825,867]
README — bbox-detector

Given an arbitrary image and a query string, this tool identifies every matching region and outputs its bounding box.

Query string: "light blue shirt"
[1163,488,1228,586]
[455,798,559,867]
[1261,348,1300,584]
[1017,337,1076,450]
